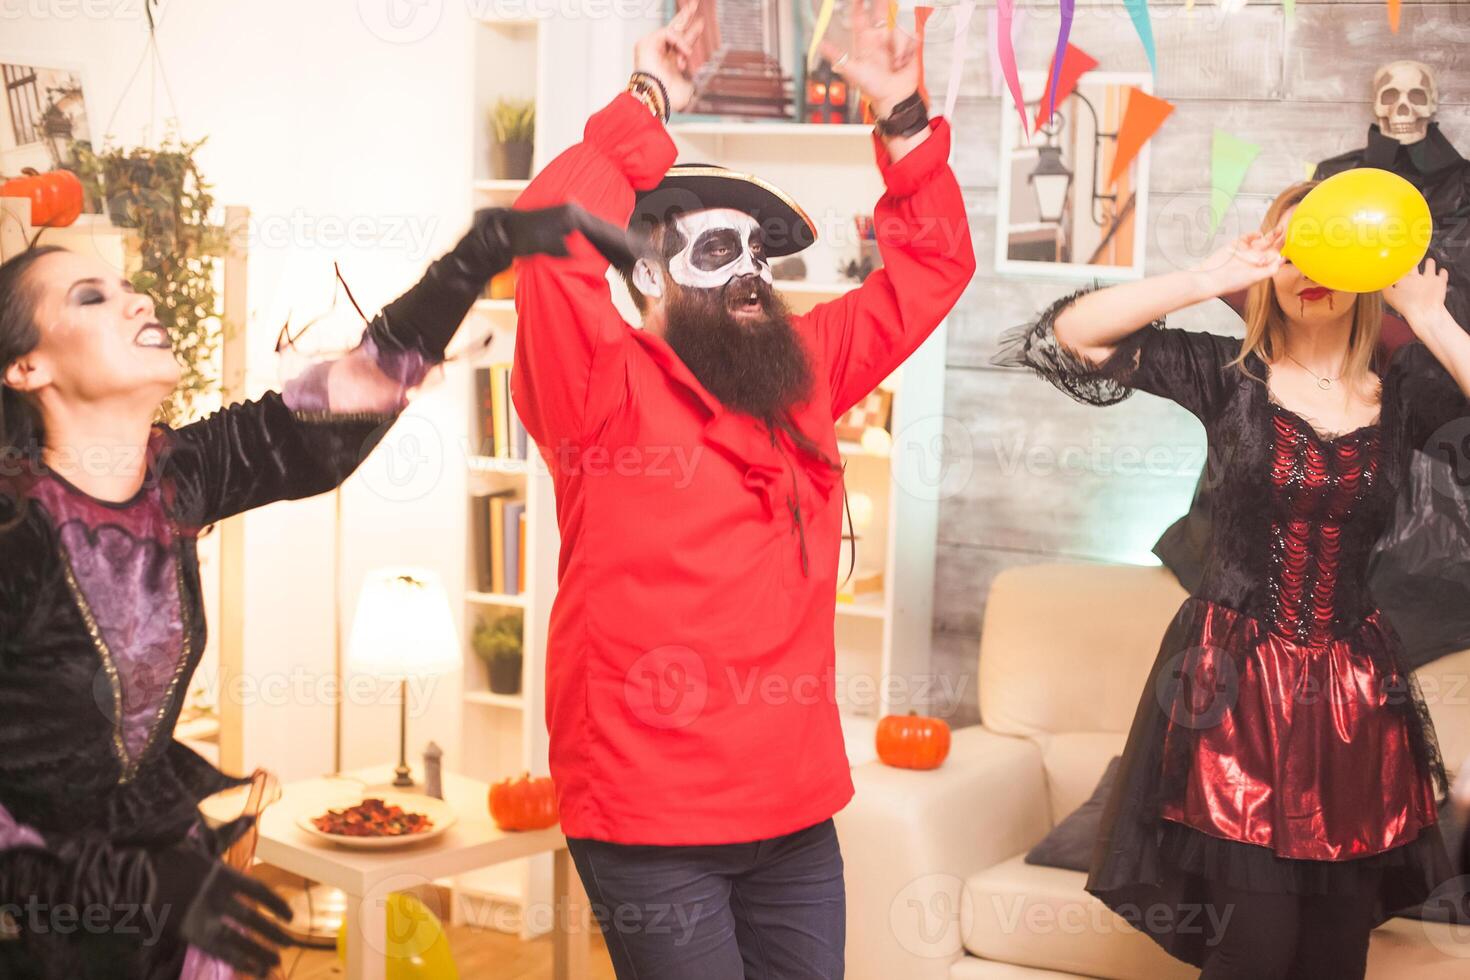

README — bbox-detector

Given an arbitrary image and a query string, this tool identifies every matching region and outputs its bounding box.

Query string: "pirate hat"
[631,163,818,257]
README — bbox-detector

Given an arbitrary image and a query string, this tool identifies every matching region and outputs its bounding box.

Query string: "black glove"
[371,205,648,363]
[153,845,294,978]
[494,203,648,273]
[0,838,293,978]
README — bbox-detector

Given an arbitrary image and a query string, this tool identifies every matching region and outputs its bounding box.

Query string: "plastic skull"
[1374,60,1437,145]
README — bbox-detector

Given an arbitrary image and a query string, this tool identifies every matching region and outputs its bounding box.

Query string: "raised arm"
[1383,257,1470,450]
[1054,228,1283,364]
[164,208,603,527]
[509,91,677,447]
[801,0,977,415]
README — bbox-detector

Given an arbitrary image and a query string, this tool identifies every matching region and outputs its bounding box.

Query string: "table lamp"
[347,567,460,788]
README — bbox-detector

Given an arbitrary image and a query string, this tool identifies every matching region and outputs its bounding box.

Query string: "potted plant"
[490,99,535,180]
[473,614,524,695]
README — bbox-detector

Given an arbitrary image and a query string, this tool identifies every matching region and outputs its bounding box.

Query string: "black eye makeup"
[691,229,744,271]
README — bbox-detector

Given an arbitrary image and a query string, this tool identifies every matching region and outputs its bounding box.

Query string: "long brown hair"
[0,246,66,524]
[1230,181,1384,387]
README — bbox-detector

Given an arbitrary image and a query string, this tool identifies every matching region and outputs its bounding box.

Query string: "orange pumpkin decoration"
[488,267,516,300]
[0,168,84,228]
[875,712,952,770]
[488,772,558,831]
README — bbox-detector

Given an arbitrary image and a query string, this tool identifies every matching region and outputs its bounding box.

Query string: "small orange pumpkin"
[488,267,516,300]
[488,772,558,831]
[0,168,84,228]
[875,712,952,770]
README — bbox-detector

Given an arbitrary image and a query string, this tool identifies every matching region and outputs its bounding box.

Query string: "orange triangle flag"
[1107,88,1175,190]
[1387,0,1401,31]
[915,6,934,105]
[1034,43,1100,134]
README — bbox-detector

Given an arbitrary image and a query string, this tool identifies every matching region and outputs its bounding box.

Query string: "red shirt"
[511,92,975,845]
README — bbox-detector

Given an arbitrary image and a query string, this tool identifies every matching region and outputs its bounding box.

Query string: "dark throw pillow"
[1024,755,1122,872]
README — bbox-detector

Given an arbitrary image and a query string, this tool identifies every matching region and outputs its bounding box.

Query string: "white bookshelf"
[451,13,554,940]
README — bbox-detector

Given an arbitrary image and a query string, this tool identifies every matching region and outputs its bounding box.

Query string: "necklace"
[1283,351,1342,391]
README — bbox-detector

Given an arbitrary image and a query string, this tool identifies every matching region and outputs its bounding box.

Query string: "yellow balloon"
[336,891,459,980]
[1283,168,1432,293]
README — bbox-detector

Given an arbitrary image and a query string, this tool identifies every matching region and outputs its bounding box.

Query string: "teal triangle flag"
[1124,0,1157,76]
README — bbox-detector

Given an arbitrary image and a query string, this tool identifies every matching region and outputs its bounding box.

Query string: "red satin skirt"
[1156,600,1440,860]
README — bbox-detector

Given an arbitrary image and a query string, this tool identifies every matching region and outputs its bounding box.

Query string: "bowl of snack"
[297,793,456,850]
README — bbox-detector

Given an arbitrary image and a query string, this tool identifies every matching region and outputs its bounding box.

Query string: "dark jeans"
[1197,878,1378,980]
[566,818,845,980]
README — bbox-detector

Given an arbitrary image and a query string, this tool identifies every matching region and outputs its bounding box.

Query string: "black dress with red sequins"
[995,286,1467,968]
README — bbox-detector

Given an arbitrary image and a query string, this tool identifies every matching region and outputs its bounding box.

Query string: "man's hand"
[819,0,921,118]
[634,3,706,115]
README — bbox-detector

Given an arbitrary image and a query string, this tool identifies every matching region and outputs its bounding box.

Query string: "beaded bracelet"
[628,70,671,123]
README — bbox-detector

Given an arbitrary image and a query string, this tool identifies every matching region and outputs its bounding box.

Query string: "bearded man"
[508,4,975,976]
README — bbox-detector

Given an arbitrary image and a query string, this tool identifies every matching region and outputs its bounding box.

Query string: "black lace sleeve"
[993,284,1241,422]
[161,394,392,529]
[1387,341,1470,457]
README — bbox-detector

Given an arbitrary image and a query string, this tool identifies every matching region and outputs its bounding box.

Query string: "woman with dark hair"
[997,180,1470,979]
[0,204,634,979]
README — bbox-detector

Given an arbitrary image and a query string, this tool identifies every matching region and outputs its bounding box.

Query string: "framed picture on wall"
[0,57,92,176]
[995,71,1153,282]
[667,0,875,125]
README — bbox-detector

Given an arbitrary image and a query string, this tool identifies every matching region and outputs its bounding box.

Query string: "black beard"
[663,275,813,423]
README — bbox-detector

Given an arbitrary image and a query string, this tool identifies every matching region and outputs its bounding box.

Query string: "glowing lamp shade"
[347,568,460,681]
[348,568,460,787]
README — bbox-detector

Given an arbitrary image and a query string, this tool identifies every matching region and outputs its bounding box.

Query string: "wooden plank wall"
[924,1,1470,725]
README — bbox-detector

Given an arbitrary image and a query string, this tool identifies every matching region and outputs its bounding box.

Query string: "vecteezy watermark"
[1419,875,1470,958]
[1424,415,1470,502]
[0,0,168,22]
[622,647,969,731]
[891,413,976,504]
[355,414,448,505]
[1156,645,1239,731]
[357,0,444,44]
[0,898,170,947]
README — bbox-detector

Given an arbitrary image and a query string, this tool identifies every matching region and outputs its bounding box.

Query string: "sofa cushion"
[962,854,1196,980]
[978,565,1186,739]
[1026,756,1121,872]
[1036,732,1126,825]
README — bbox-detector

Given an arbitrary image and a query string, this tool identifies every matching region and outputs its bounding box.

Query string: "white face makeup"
[665,208,773,291]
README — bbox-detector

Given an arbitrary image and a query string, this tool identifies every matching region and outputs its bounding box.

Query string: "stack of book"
[472,490,526,595]
[475,364,529,460]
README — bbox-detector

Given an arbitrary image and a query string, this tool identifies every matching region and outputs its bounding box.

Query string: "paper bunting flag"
[1034,43,1099,134]
[1107,88,1174,189]
[1123,0,1157,77]
[915,6,933,105]
[995,0,1028,135]
[942,1,977,124]
[806,0,836,71]
[1210,129,1262,235]
[988,5,1028,98]
[1039,0,1076,131]
[1282,0,1295,18]
[1387,0,1401,32]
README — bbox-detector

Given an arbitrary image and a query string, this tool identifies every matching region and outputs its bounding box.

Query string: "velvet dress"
[996,285,1466,968]
[0,214,507,978]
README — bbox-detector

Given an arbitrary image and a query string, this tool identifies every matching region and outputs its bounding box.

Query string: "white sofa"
[837,563,1470,980]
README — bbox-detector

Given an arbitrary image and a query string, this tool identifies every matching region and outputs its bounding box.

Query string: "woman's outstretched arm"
[1054,227,1285,365]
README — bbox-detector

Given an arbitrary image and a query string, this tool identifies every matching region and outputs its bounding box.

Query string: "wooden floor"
[254,867,619,980]
[274,922,618,980]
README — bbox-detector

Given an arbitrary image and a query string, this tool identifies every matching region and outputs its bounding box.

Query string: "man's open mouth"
[727,285,763,316]
[134,322,171,349]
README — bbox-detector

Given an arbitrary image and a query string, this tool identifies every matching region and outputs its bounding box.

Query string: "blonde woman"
[997,180,1470,979]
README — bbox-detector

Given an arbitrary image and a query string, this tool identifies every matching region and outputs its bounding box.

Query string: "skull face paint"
[1374,60,1437,146]
[666,208,774,291]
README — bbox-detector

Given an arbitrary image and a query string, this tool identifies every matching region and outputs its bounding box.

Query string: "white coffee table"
[203,765,589,980]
